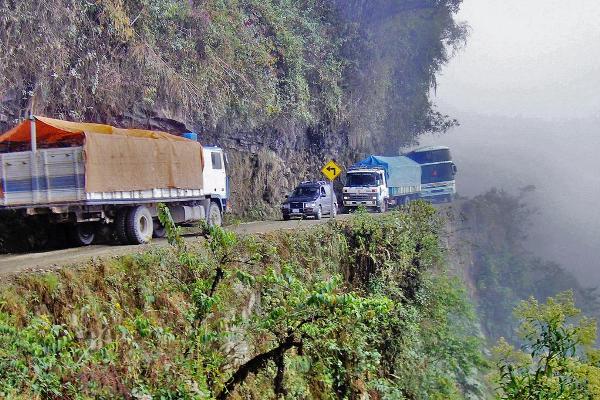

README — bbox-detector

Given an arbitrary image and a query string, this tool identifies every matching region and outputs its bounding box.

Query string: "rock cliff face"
[0,0,465,215]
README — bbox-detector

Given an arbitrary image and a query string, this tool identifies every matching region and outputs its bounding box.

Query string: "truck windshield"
[347,173,379,187]
[408,148,451,164]
[293,186,319,197]
[421,163,455,184]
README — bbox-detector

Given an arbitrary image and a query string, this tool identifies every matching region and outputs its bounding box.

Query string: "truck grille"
[289,202,304,209]
[349,194,374,201]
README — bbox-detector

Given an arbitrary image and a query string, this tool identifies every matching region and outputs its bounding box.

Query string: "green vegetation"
[460,189,600,343]
[493,292,600,399]
[0,203,487,399]
[0,0,464,150]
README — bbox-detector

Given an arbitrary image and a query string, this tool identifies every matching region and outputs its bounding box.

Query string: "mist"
[425,0,600,285]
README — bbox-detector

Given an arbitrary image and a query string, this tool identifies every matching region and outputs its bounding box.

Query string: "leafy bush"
[0,202,486,399]
[494,291,600,399]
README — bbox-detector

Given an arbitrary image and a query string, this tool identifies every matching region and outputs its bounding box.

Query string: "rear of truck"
[378,156,422,206]
[0,116,228,246]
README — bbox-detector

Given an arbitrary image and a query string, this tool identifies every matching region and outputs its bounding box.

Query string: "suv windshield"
[292,186,319,197]
[347,173,379,187]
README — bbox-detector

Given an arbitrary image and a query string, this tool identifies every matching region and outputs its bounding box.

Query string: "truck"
[405,146,457,203]
[0,116,229,246]
[342,155,421,213]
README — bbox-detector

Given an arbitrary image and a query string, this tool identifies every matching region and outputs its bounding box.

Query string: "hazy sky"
[425,0,600,284]
[436,0,600,119]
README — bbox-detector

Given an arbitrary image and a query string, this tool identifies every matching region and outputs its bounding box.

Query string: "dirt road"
[0,202,459,277]
[0,215,349,276]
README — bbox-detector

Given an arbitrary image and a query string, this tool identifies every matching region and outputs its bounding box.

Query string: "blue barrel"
[183,132,198,141]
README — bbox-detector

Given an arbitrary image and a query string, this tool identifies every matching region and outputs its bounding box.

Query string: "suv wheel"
[315,206,322,220]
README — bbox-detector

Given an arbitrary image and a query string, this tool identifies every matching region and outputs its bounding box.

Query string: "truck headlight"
[282,203,290,209]
[307,203,316,208]
[372,195,377,200]
[343,196,349,200]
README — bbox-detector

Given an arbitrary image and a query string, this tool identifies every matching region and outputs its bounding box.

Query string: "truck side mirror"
[452,164,457,174]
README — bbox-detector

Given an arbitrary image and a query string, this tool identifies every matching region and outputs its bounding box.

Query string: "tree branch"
[216,337,302,400]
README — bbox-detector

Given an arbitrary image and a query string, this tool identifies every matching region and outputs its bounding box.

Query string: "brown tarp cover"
[0,116,204,193]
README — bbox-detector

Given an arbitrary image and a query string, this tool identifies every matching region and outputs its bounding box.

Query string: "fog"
[424,0,600,284]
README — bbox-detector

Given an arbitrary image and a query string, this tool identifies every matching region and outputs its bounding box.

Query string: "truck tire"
[69,223,96,246]
[378,202,387,213]
[126,205,153,244]
[115,208,130,244]
[153,220,166,238]
[208,201,222,227]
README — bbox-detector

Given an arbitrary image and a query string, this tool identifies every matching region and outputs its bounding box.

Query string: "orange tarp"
[0,116,204,193]
[0,116,193,144]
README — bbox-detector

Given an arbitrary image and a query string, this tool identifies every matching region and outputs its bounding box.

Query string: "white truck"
[0,116,229,246]
[342,155,421,213]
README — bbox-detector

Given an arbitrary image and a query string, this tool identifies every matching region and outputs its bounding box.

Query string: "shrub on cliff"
[0,202,486,398]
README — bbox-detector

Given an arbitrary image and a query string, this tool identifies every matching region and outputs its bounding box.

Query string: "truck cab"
[342,167,389,213]
[202,146,229,213]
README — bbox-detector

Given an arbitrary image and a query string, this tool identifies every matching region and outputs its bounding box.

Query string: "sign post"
[320,159,342,219]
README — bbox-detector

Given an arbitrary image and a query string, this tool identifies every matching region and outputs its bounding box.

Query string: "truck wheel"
[378,202,387,213]
[283,214,291,221]
[115,208,130,244]
[69,223,96,246]
[315,206,322,220]
[126,205,153,244]
[153,220,166,238]
[208,202,222,227]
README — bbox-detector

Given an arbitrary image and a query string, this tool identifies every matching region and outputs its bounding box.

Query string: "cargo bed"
[0,147,206,208]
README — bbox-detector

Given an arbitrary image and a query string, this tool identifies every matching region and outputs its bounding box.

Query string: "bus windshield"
[347,173,379,187]
[408,148,451,164]
[421,163,455,184]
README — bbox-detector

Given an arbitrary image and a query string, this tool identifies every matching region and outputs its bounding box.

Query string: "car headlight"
[281,203,290,209]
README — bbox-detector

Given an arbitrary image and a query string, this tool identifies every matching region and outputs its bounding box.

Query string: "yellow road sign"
[321,159,342,181]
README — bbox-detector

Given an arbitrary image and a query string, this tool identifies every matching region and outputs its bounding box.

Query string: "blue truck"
[342,147,457,211]
[342,155,422,212]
